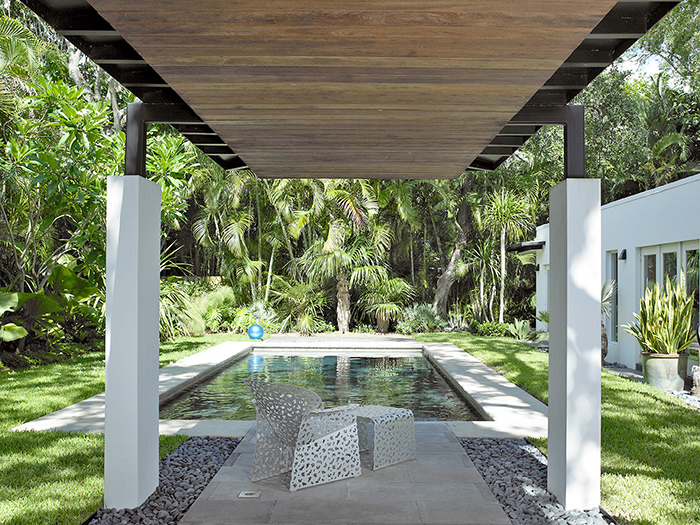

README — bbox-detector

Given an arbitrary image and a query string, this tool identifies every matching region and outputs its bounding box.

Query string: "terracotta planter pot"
[641,352,688,391]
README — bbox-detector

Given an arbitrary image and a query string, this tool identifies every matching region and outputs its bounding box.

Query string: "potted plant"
[625,274,695,391]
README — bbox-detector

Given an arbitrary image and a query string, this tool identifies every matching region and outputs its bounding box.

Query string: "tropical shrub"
[359,274,414,332]
[159,277,202,341]
[447,301,472,331]
[270,277,327,335]
[315,320,336,333]
[396,303,446,334]
[475,322,510,337]
[228,303,279,334]
[506,318,531,340]
[352,323,375,333]
[189,286,237,333]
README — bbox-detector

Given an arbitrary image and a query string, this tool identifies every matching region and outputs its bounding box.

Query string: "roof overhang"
[507,240,546,254]
[20,0,680,179]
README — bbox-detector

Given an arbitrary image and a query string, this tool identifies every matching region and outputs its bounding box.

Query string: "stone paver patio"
[180,422,510,525]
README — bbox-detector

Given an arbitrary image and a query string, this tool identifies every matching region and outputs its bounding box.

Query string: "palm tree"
[464,240,499,322]
[359,271,414,332]
[270,276,327,335]
[482,189,532,323]
[297,228,388,333]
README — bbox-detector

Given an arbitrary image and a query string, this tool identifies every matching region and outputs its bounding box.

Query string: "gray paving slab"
[179,422,510,525]
[416,501,512,525]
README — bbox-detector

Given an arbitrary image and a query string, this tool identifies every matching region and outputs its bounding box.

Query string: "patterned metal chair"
[244,379,362,491]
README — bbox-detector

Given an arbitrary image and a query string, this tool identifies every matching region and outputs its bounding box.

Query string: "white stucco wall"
[533,173,700,369]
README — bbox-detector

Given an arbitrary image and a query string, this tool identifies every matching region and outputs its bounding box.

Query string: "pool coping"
[11,336,548,439]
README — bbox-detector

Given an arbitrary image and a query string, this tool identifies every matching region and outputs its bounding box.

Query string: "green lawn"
[0,332,253,525]
[416,332,700,525]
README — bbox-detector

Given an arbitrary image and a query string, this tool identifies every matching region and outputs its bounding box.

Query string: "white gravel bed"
[461,438,617,525]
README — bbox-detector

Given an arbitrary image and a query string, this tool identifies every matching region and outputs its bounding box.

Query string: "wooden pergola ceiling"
[22,0,680,179]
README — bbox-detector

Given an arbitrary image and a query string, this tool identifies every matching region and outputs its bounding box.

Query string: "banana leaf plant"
[0,292,28,342]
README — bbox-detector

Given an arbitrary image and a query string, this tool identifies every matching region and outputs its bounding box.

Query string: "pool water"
[159,354,485,421]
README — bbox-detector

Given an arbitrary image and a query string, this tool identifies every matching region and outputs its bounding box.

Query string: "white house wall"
[534,173,700,369]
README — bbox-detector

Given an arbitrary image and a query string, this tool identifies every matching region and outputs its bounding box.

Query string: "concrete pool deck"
[12,335,547,439]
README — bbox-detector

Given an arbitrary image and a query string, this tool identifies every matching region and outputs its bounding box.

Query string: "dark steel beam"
[542,72,590,91]
[212,156,248,170]
[527,91,570,106]
[174,124,218,135]
[587,13,649,39]
[481,146,520,156]
[563,46,619,68]
[116,69,169,89]
[198,145,237,155]
[511,105,585,178]
[468,158,499,171]
[125,102,146,177]
[498,125,541,136]
[138,89,185,105]
[140,103,204,124]
[488,136,528,147]
[186,136,227,146]
[89,44,146,65]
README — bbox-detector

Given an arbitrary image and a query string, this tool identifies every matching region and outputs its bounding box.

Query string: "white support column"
[548,178,601,510]
[105,175,161,509]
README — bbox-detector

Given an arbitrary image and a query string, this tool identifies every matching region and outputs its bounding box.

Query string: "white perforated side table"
[355,405,416,470]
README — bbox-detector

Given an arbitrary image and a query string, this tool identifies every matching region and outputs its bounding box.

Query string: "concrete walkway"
[180,423,510,525]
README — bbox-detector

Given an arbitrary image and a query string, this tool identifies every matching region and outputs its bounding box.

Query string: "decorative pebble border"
[669,390,700,410]
[87,435,622,525]
[461,438,616,525]
[87,437,240,525]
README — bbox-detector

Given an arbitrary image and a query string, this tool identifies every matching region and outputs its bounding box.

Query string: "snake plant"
[625,273,695,354]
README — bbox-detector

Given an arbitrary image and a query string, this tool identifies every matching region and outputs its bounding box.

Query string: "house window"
[608,252,618,343]
[644,253,657,289]
[686,248,699,326]
[663,251,677,285]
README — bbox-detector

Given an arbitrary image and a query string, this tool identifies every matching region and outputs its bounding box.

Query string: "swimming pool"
[159,353,485,421]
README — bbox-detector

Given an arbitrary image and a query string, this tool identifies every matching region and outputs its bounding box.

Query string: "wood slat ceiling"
[21,0,681,179]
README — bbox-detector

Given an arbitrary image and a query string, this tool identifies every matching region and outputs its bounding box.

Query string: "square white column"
[548,178,601,510]
[105,175,161,509]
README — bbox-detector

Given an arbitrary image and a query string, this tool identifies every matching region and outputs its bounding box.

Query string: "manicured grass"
[0,432,187,525]
[0,332,254,431]
[416,332,700,525]
[0,332,251,525]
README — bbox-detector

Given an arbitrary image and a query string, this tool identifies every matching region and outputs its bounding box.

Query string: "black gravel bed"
[88,436,240,525]
[461,438,617,525]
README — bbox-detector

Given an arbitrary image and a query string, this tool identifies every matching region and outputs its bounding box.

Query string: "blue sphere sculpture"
[247,324,264,340]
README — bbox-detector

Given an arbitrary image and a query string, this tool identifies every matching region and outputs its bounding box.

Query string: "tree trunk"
[264,244,276,303]
[377,315,390,333]
[336,275,351,334]
[430,214,444,263]
[410,233,415,285]
[108,77,125,133]
[433,241,465,319]
[498,228,506,323]
[433,180,473,318]
[68,49,93,102]
[601,318,608,365]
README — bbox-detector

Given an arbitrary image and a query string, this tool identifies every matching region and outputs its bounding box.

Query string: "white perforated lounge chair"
[244,379,362,491]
